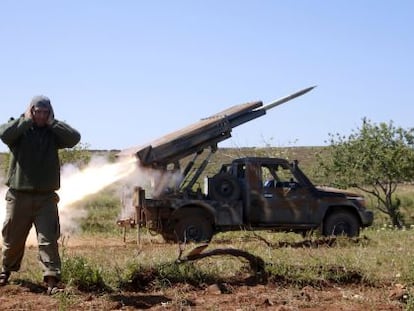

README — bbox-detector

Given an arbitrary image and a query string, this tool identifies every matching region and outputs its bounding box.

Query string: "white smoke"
[0,154,185,247]
[116,164,184,220]
[58,156,137,235]
[0,156,138,246]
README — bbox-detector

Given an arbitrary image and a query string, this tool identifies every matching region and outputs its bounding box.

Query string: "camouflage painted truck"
[119,86,373,243]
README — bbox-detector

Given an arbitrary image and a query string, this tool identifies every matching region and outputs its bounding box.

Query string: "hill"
[0,146,326,180]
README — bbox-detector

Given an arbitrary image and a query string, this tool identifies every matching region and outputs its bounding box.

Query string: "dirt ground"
[0,235,409,310]
[0,274,407,310]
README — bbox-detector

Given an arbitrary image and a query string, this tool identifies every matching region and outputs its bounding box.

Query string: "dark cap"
[30,95,51,110]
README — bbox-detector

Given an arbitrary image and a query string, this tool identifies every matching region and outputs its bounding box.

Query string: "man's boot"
[44,276,61,295]
[0,271,10,286]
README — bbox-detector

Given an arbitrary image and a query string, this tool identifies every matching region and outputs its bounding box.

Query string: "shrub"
[62,255,107,292]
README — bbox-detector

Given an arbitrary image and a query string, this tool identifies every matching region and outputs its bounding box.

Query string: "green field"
[2,148,414,309]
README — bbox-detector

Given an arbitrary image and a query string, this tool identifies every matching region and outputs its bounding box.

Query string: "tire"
[173,209,213,243]
[322,211,360,237]
[209,173,241,202]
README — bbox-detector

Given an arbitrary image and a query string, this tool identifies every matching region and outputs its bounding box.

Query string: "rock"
[206,284,222,295]
[389,284,406,300]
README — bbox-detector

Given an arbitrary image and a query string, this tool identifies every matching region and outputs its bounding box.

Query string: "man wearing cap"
[0,96,81,294]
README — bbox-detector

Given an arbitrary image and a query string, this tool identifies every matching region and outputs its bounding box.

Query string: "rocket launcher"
[121,86,315,169]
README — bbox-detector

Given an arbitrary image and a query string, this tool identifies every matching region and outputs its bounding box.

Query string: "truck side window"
[261,166,276,188]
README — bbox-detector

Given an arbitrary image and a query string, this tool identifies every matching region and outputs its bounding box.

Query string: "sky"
[0,1,413,152]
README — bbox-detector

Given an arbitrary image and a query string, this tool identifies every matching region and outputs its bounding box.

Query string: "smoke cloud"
[0,156,139,246]
[0,154,184,247]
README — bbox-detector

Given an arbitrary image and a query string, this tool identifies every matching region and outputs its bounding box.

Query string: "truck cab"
[213,158,373,235]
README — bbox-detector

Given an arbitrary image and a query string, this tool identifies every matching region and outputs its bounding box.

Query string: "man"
[0,96,81,294]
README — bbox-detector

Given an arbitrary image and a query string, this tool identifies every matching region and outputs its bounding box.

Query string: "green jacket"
[0,116,81,192]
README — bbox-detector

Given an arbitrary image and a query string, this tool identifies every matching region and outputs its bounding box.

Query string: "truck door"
[245,161,268,224]
[251,164,313,225]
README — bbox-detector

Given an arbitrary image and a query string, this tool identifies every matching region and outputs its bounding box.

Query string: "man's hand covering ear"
[47,109,55,125]
[24,104,33,120]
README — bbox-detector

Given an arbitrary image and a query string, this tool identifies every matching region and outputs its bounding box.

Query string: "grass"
[77,188,121,235]
[47,181,414,295]
[3,147,414,309]
[13,228,414,289]
[7,226,414,310]
[61,255,107,291]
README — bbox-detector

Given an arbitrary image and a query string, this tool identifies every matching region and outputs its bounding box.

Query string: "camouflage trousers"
[1,189,61,280]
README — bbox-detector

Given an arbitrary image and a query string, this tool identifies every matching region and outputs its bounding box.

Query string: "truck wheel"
[209,173,241,201]
[174,210,213,243]
[323,211,360,237]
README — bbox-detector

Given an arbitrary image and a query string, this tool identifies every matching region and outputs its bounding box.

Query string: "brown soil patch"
[0,281,406,310]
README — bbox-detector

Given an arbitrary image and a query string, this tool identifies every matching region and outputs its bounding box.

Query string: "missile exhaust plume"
[0,156,138,246]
